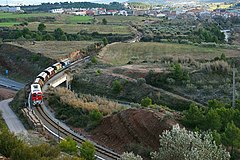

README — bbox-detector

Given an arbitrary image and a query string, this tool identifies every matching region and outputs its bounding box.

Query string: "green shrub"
[112,80,123,94]
[91,56,97,64]
[141,97,152,107]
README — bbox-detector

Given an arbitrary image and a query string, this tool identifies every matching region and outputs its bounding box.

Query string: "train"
[30,59,71,106]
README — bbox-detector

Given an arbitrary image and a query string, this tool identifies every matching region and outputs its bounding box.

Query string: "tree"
[222,122,240,155]
[38,23,46,32]
[112,80,123,94]
[89,109,103,124]
[216,107,235,130]
[203,109,221,131]
[59,136,78,155]
[151,124,230,160]
[80,141,95,160]
[172,63,183,81]
[0,129,23,157]
[54,28,65,40]
[120,152,143,160]
[102,18,107,25]
[141,97,152,107]
[10,143,37,160]
[183,104,205,129]
[60,34,68,41]
[43,33,55,40]
[208,99,225,109]
[32,143,60,159]
[102,37,108,46]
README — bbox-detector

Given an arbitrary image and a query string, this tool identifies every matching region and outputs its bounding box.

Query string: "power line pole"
[232,63,236,109]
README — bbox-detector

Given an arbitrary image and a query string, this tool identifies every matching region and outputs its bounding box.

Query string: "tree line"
[183,100,240,159]
[21,2,125,12]
[1,23,131,43]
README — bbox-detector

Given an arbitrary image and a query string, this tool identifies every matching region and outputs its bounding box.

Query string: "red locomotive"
[31,83,43,105]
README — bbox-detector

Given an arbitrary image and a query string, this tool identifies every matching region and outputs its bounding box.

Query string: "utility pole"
[232,63,236,109]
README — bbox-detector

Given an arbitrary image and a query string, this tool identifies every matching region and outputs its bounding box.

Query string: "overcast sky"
[0,0,123,6]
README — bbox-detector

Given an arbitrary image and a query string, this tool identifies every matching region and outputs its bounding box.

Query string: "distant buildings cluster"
[49,8,128,16]
[0,2,239,20]
[48,2,240,20]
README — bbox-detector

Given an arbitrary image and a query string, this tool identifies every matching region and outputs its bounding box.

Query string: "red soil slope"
[90,108,178,153]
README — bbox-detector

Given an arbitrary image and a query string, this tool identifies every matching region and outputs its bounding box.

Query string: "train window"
[33,85,38,89]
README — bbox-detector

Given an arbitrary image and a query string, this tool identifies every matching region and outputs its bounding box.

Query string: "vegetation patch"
[0,43,55,82]
[26,22,132,34]
[66,15,93,24]
[99,42,238,65]
[9,41,97,60]
[46,87,125,130]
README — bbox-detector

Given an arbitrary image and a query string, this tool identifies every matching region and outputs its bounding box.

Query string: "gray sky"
[0,0,122,6]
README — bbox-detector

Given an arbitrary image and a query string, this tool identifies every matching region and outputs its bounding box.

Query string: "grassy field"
[27,22,131,34]
[0,22,20,27]
[0,12,55,19]
[99,42,239,65]
[0,12,93,25]
[65,15,93,24]
[8,41,96,60]
[95,15,159,25]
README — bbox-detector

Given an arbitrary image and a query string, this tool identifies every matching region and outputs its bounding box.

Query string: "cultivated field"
[53,14,93,24]
[27,22,131,34]
[0,12,55,19]
[0,22,20,27]
[95,15,159,25]
[0,12,93,27]
[99,42,239,65]
[8,41,96,60]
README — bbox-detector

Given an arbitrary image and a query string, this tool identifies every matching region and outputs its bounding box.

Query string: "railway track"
[30,57,120,160]
[34,106,120,160]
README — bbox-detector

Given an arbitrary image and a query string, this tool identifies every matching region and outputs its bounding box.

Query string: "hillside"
[90,108,178,156]
[8,41,96,60]
[98,42,238,65]
[0,43,55,82]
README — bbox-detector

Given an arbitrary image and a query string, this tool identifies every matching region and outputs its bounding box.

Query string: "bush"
[89,109,103,124]
[59,136,78,155]
[201,60,230,73]
[91,56,97,64]
[141,97,152,107]
[112,80,123,94]
[137,78,146,86]
[151,124,230,160]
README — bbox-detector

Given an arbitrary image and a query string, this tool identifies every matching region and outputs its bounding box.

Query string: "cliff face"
[90,108,178,153]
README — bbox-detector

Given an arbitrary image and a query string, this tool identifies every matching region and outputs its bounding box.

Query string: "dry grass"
[8,41,95,60]
[48,87,123,115]
[200,60,230,73]
[27,22,131,34]
[95,15,159,25]
[99,42,239,65]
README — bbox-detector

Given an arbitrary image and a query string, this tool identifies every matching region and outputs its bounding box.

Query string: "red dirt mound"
[90,108,178,153]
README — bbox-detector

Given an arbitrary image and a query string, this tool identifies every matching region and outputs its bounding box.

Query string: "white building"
[119,10,128,16]
[49,8,64,14]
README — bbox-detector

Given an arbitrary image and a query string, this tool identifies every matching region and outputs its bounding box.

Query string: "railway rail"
[35,105,120,160]
[29,57,120,160]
